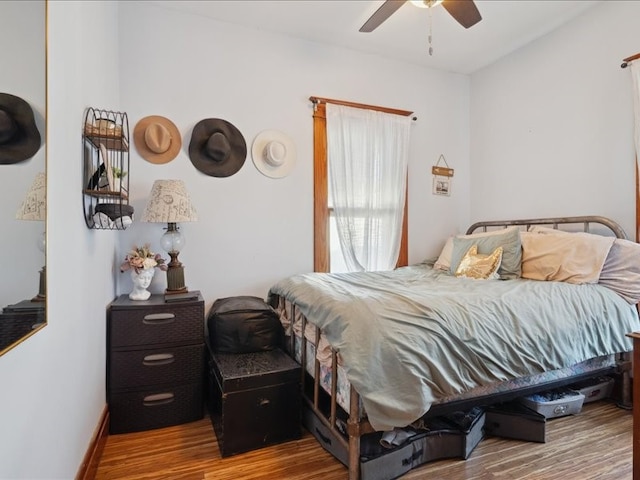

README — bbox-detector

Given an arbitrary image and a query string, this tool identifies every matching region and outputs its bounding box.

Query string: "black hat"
[0,93,41,164]
[188,118,246,177]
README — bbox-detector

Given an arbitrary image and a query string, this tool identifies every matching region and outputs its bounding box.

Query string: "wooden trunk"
[207,348,302,457]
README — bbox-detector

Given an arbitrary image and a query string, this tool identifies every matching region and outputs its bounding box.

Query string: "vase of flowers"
[120,244,167,300]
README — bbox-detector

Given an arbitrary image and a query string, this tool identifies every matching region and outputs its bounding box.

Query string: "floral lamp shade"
[16,171,46,221]
[140,179,198,223]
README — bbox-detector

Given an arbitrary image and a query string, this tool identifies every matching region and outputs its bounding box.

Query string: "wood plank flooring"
[95,400,632,480]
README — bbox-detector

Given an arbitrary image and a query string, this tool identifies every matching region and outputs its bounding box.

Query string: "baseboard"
[76,406,109,480]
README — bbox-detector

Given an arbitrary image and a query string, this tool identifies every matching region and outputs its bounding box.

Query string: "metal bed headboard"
[466,215,628,240]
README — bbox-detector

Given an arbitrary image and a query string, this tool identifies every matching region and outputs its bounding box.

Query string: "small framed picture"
[433,176,451,196]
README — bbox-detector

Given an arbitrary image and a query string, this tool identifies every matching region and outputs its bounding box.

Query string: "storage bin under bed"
[304,405,486,480]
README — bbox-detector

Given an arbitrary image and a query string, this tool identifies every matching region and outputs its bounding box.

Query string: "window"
[311,97,412,273]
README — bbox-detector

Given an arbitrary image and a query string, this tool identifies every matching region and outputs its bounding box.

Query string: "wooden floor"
[95,401,632,480]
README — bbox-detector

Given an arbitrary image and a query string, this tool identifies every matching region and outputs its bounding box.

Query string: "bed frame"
[283,216,633,480]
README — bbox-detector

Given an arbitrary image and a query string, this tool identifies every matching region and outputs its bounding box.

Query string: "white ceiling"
[148,0,601,75]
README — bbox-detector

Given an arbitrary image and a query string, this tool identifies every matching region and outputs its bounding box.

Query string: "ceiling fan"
[359,0,482,33]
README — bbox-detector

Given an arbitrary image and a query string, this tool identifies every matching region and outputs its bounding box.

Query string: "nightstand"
[0,300,45,352]
[107,292,205,434]
[207,347,302,456]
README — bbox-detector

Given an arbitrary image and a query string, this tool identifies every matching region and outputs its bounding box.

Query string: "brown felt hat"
[188,118,246,178]
[133,115,182,164]
[0,93,41,165]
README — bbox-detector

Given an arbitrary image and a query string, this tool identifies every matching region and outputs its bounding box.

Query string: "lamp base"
[165,254,188,295]
[32,266,46,303]
[165,286,188,295]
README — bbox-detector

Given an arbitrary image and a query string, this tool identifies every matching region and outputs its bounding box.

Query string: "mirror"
[0,0,47,355]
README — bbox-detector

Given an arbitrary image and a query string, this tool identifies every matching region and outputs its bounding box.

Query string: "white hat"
[251,130,296,178]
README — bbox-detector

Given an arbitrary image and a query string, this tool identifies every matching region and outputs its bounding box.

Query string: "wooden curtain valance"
[309,96,416,121]
[621,52,640,69]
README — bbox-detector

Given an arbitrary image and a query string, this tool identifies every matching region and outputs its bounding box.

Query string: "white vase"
[129,268,155,301]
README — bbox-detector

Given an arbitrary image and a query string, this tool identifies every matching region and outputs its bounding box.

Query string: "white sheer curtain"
[631,62,640,171]
[326,103,411,272]
[631,61,640,241]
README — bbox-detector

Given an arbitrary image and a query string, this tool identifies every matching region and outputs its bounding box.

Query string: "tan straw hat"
[133,115,182,164]
[251,130,296,178]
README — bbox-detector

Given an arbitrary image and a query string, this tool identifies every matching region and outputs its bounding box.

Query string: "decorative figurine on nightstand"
[128,268,155,301]
[120,244,167,300]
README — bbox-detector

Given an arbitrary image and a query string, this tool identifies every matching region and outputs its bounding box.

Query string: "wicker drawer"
[107,293,205,434]
[0,310,44,351]
[109,343,205,391]
[109,382,203,434]
[109,296,204,348]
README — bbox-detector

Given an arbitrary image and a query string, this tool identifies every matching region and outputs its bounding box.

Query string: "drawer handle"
[143,313,176,325]
[258,398,270,407]
[143,392,175,406]
[143,353,175,366]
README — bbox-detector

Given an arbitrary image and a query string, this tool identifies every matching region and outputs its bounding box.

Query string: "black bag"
[207,296,284,354]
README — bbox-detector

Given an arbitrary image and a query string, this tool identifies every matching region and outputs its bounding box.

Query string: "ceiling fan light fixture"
[359,0,479,34]
[410,0,444,9]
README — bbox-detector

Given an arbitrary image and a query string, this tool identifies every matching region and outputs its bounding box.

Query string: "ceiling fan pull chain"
[428,5,434,56]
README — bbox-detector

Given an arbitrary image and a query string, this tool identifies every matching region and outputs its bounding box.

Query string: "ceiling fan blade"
[359,0,407,33]
[442,0,482,29]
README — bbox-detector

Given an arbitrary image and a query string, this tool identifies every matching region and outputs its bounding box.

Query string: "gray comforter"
[269,265,640,431]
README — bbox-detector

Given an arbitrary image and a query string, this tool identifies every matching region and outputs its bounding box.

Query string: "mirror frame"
[0,0,48,356]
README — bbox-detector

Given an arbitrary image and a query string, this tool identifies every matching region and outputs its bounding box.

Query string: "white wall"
[0,1,121,478]
[470,1,639,239]
[116,1,471,311]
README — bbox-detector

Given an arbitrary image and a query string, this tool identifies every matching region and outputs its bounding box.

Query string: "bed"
[267,216,640,480]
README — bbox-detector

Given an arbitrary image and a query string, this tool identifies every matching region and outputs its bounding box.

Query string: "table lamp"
[15,172,46,302]
[140,179,198,295]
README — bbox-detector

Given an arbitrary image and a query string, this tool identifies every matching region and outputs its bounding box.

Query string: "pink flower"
[120,244,167,274]
[154,253,168,271]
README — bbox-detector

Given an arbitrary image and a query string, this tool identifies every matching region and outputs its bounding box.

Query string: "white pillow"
[599,238,640,304]
[433,236,454,271]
